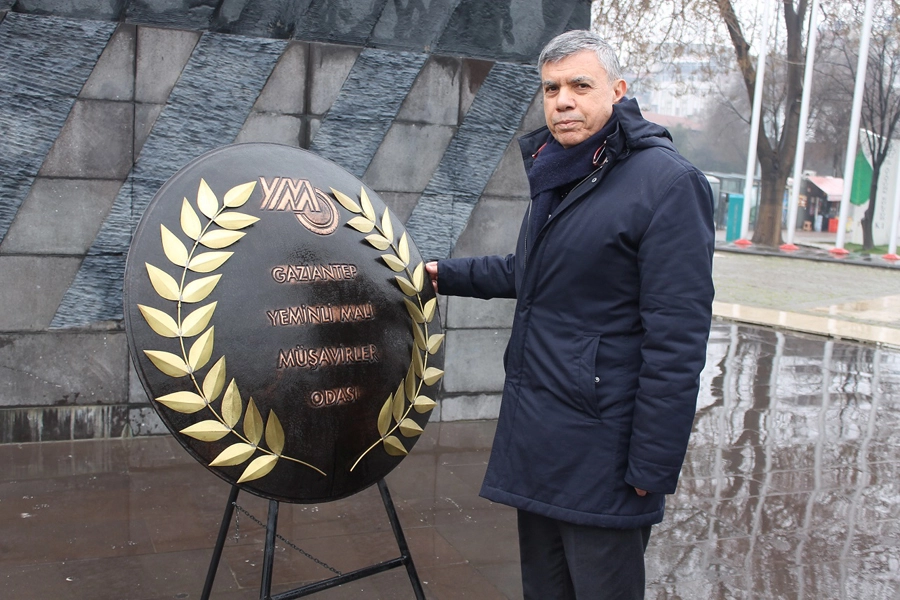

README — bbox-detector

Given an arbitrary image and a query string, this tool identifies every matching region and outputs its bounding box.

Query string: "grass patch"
[845,243,891,255]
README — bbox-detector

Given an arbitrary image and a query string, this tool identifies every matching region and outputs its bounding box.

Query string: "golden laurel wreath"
[138,179,326,483]
[329,187,444,472]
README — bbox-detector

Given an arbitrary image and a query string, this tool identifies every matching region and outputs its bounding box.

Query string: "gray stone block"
[0,178,123,254]
[0,331,128,407]
[307,117,321,146]
[80,24,136,101]
[0,404,130,443]
[135,26,200,104]
[439,394,502,421]
[521,89,544,132]
[482,135,530,198]
[378,192,420,226]
[129,407,167,436]
[128,357,150,404]
[0,256,82,330]
[134,102,163,157]
[235,113,302,146]
[308,43,360,115]
[452,197,527,258]
[39,99,134,179]
[363,123,455,193]
[51,254,125,327]
[253,41,307,115]
[446,296,515,329]
[442,328,510,393]
[396,55,460,126]
[459,58,492,120]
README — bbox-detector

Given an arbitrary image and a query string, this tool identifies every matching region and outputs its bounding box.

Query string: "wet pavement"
[4,250,900,599]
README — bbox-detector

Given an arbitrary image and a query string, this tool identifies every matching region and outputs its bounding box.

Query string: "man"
[425,30,714,599]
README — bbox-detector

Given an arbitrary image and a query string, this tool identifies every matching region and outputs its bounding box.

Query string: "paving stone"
[363,123,455,193]
[439,394,502,421]
[396,55,461,126]
[39,99,134,179]
[442,328,510,394]
[0,331,128,408]
[135,26,199,104]
[0,256,82,330]
[80,23,135,101]
[482,135,530,198]
[446,296,515,330]
[0,178,123,255]
[307,42,360,116]
[452,197,527,258]
[252,41,307,115]
[235,113,302,146]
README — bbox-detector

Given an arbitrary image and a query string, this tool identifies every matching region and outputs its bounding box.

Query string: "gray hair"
[538,30,623,82]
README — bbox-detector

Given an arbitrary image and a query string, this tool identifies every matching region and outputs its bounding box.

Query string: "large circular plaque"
[124,143,443,503]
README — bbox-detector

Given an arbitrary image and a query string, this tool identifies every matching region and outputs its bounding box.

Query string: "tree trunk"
[862,169,880,250]
[752,163,787,246]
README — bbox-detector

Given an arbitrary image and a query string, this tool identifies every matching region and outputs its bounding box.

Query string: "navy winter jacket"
[438,98,715,528]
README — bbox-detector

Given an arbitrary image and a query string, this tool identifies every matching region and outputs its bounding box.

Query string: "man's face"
[541,50,627,149]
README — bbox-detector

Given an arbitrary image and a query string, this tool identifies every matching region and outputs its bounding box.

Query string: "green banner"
[850,149,873,206]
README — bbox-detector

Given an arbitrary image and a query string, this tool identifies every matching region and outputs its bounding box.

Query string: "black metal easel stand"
[201,480,426,600]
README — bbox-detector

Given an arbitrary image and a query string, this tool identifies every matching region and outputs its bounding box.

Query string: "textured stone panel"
[221,0,314,38]
[0,178,123,254]
[363,123,455,192]
[310,48,427,177]
[446,296,516,329]
[0,331,127,408]
[0,256,82,330]
[234,112,302,145]
[51,254,125,328]
[452,197,527,258]
[370,0,458,52]
[307,43,360,115]
[396,55,460,126]
[80,23,135,101]
[378,192,420,225]
[521,89,544,132]
[134,102,163,157]
[39,99,134,179]
[0,167,39,244]
[14,0,124,20]
[134,26,199,104]
[439,394,502,421]
[0,405,131,443]
[482,136,530,198]
[404,61,540,260]
[459,58,491,120]
[126,0,216,29]
[442,328,510,393]
[293,0,385,45]
[252,41,307,114]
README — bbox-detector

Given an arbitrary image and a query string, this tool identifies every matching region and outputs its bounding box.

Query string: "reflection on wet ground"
[2,322,900,599]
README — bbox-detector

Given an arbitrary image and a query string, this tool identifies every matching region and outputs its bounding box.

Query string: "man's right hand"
[425,261,439,293]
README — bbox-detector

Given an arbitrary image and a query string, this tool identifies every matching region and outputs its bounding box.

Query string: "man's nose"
[556,86,576,110]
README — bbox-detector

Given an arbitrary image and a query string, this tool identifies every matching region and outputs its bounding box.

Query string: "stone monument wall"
[0,1,589,442]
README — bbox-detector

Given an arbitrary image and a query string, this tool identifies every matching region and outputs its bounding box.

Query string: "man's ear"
[613,79,627,102]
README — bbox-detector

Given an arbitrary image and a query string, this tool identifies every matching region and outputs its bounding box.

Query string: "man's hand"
[634,488,647,497]
[425,261,439,293]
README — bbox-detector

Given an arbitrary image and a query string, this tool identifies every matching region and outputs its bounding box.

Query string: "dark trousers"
[517,509,652,600]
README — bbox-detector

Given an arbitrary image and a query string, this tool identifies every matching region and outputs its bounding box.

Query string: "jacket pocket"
[576,334,602,418]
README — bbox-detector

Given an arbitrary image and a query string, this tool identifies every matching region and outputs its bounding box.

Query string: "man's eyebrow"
[542,75,596,87]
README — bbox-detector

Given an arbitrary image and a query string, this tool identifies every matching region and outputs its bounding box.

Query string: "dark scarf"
[526,114,619,236]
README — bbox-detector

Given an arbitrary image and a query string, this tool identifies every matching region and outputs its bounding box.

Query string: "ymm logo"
[259,176,338,235]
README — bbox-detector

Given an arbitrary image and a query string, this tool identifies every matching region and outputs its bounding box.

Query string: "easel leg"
[260,499,280,600]
[378,480,426,600]
[201,485,241,600]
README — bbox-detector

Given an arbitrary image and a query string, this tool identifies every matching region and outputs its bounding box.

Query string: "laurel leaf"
[188,251,233,273]
[392,380,405,423]
[181,198,202,240]
[181,302,217,337]
[413,395,437,414]
[383,436,408,456]
[197,179,219,219]
[155,391,207,414]
[404,299,425,324]
[244,397,263,445]
[237,455,278,483]
[348,216,374,233]
[181,420,230,441]
[397,232,410,264]
[224,181,257,208]
[199,229,245,249]
[137,304,179,338]
[188,327,214,371]
[382,254,406,272]
[221,379,242,428]
[145,263,181,301]
[412,347,424,378]
[265,411,285,456]
[365,233,391,250]
[405,362,417,402]
[331,187,362,214]
[160,224,188,267]
[214,212,260,230]
[203,356,226,402]
[209,443,256,466]
[399,418,423,437]
[181,274,222,303]
[144,350,190,377]
[412,262,425,292]
[360,188,376,221]
[381,208,394,242]
[395,276,417,296]
[377,395,392,437]
[423,298,437,323]
[423,367,445,386]
[427,333,445,355]
[412,322,427,351]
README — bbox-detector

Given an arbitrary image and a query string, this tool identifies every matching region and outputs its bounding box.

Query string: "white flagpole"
[832,0,876,255]
[782,0,820,251]
[737,0,772,245]
[885,152,900,260]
